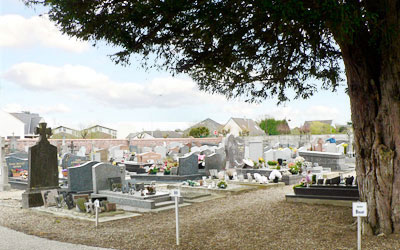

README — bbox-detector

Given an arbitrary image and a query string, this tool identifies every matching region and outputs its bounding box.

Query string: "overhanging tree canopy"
[26,0,400,235]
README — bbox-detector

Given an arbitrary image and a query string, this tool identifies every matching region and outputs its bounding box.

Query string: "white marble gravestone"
[248,141,263,162]
[0,137,11,191]
[263,149,275,162]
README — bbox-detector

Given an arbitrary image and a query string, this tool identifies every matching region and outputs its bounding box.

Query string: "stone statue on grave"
[0,137,11,191]
[22,122,59,208]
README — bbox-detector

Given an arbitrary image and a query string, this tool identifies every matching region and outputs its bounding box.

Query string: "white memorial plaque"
[353,202,367,217]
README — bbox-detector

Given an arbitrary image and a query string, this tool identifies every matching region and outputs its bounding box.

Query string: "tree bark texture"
[338,3,400,235]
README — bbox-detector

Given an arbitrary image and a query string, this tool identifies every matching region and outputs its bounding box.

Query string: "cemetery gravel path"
[0,186,399,250]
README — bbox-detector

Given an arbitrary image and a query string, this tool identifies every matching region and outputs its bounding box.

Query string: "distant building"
[126,130,183,139]
[0,109,25,139]
[185,118,223,136]
[223,118,265,137]
[52,126,80,139]
[85,125,117,139]
[9,111,44,138]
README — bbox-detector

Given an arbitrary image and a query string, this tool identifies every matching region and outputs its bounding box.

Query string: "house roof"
[53,126,79,132]
[185,118,223,133]
[230,118,265,136]
[127,130,183,139]
[86,125,117,132]
[10,111,44,135]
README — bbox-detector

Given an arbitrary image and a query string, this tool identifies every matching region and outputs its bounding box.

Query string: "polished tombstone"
[68,161,99,193]
[204,153,225,176]
[177,152,198,176]
[61,153,88,169]
[92,162,126,193]
[0,137,11,191]
[22,123,58,208]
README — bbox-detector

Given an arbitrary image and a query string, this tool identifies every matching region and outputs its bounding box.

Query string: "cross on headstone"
[68,141,78,155]
[35,122,52,143]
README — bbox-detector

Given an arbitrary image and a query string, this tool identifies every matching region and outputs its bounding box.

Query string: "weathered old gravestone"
[92,163,126,193]
[136,152,162,163]
[68,161,99,193]
[204,153,226,176]
[178,152,198,175]
[0,137,11,191]
[61,153,88,169]
[22,123,58,208]
[225,135,245,168]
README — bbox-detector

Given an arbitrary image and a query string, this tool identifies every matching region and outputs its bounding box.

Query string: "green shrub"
[76,198,86,212]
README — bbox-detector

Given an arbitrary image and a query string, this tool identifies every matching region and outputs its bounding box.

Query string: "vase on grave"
[273,177,279,183]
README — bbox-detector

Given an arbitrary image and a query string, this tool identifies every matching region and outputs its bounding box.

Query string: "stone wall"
[9,137,222,153]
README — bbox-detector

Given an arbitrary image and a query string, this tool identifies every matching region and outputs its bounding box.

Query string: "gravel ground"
[0,186,399,250]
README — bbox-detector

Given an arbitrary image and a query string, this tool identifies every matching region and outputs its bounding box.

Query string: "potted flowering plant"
[148,166,158,175]
[267,160,278,167]
[258,157,266,168]
[217,180,228,189]
[269,170,282,183]
[288,162,299,175]
[163,165,171,175]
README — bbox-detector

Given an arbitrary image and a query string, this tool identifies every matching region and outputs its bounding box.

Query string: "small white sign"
[353,202,367,217]
[94,199,100,208]
[170,189,181,197]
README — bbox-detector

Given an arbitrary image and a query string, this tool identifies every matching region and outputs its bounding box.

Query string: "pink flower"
[198,155,205,161]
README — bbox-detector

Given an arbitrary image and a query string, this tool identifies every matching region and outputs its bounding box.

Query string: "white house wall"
[223,119,242,137]
[0,110,25,138]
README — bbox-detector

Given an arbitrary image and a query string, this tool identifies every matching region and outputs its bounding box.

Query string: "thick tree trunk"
[339,12,400,234]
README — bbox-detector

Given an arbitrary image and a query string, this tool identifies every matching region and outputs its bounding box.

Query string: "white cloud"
[2,62,228,109]
[0,14,88,52]
[3,103,71,115]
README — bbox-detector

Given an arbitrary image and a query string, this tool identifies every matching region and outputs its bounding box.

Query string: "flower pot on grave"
[149,171,157,175]
[273,177,279,183]
[164,171,170,175]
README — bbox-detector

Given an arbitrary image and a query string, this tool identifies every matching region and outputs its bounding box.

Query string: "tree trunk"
[339,15,400,234]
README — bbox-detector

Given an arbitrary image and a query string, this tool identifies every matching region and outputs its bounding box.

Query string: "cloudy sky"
[0,0,351,138]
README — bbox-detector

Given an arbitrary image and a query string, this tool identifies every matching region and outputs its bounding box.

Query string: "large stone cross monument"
[22,123,58,208]
[0,137,11,191]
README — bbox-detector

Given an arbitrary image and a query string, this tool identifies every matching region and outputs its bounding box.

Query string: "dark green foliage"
[189,126,210,138]
[24,0,376,103]
[259,118,289,135]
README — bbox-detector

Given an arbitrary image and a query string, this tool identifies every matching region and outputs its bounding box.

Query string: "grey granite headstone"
[22,123,58,208]
[205,152,226,176]
[92,163,126,193]
[0,137,11,191]
[61,153,88,169]
[68,161,99,193]
[201,149,214,156]
[178,152,198,175]
[225,135,245,168]
[180,145,190,155]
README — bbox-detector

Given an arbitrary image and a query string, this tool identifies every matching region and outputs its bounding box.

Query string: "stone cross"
[35,122,52,143]
[68,141,78,154]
